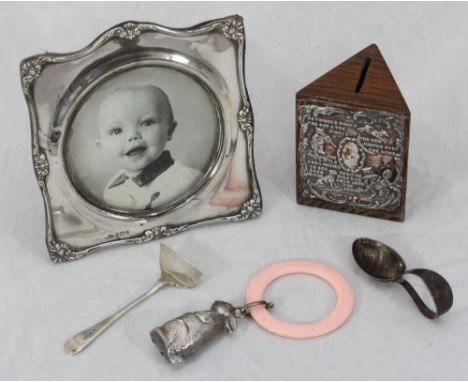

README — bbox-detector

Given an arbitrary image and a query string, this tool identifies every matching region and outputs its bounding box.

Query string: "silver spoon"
[352,238,453,319]
[64,244,202,355]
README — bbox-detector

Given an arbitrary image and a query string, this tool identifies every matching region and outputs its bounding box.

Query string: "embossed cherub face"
[97,86,176,174]
[342,141,360,169]
[382,168,393,180]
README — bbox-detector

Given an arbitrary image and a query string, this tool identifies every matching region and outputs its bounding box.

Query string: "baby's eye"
[109,127,122,136]
[141,118,156,127]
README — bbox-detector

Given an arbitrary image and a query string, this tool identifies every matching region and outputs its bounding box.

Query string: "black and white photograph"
[3,2,468,381]
[67,66,221,212]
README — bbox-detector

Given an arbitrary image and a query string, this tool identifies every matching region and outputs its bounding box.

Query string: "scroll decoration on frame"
[21,15,261,262]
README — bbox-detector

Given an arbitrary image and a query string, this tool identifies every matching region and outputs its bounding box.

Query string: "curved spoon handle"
[398,268,453,319]
[64,280,167,355]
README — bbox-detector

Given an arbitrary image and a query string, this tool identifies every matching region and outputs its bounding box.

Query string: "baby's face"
[97,89,173,173]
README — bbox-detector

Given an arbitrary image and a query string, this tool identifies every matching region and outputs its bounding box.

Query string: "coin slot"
[355,57,371,93]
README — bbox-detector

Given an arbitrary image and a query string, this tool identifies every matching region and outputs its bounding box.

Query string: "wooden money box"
[296,44,410,221]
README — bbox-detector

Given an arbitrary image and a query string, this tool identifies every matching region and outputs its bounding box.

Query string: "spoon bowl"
[352,238,406,281]
[159,243,202,288]
[352,238,453,319]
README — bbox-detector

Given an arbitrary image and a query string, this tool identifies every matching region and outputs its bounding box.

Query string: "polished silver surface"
[20,16,262,262]
[150,300,272,365]
[64,244,202,355]
[298,105,404,210]
[352,238,453,319]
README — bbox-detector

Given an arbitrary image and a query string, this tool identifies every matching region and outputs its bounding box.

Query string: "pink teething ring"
[245,260,354,339]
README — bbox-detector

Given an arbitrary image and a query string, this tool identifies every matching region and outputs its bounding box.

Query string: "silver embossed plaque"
[297,105,406,219]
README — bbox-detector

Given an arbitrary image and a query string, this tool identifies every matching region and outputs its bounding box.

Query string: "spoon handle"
[398,269,453,319]
[64,280,167,355]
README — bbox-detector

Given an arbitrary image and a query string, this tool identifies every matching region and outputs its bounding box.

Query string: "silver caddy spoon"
[64,244,202,355]
[151,300,273,365]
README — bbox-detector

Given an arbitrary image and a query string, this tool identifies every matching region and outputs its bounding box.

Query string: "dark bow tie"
[107,151,175,190]
[132,150,174,187]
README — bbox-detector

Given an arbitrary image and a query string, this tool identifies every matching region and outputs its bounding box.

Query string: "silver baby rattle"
[151,300,273,365]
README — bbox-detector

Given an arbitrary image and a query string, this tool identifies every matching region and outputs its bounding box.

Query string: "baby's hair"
[107,85,176,123]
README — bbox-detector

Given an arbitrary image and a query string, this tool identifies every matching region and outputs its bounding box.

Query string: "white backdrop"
[1,2,467,380]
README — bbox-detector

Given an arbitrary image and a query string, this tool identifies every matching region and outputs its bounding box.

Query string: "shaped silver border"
[21,16,261,262]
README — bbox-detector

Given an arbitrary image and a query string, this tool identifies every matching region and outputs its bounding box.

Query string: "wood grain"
[296,44,410,221]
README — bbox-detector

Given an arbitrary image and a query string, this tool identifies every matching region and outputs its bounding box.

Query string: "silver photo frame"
[20,16,261,263]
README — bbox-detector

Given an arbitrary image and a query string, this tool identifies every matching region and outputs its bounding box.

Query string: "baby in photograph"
[97,85,201,211]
